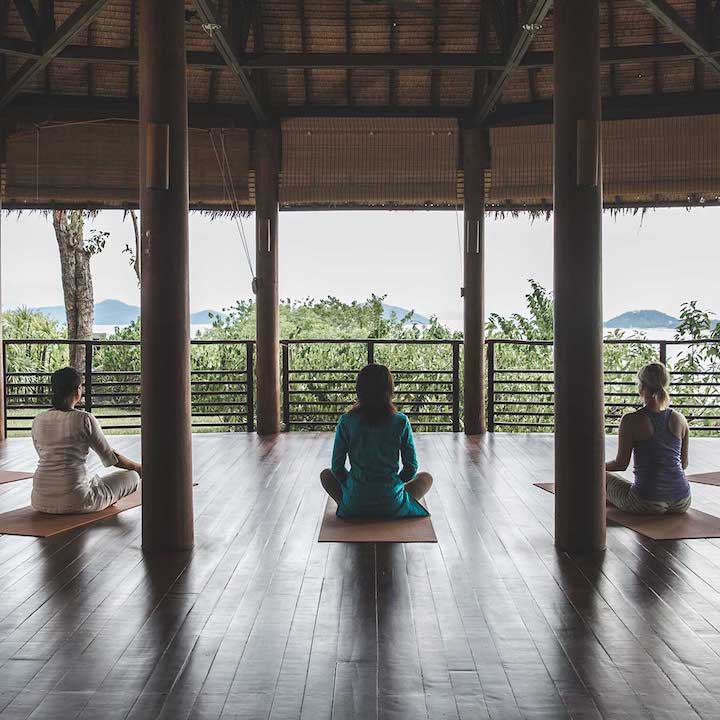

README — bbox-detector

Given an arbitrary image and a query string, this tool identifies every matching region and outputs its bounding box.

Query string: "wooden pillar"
[462,127,489,435]
[254,127,281,435]
[139,0,194,551]
[553,0,606,553]
[0,143,5,442]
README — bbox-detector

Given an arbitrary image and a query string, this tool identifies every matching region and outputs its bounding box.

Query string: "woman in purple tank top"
[605,362,691,514]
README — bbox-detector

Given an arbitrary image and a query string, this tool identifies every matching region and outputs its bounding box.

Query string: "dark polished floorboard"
[0,432,718,718]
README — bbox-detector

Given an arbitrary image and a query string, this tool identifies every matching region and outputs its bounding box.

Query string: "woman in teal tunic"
[320,364,433,518]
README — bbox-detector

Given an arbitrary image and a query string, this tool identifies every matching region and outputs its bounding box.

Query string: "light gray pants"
[82,469,140,513]
[606,472,691,514]
[34,469,140,515]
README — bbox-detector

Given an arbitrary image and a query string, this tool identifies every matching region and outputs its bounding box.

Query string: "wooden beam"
[636,0,720,77]
[473,0,553,124]
[0,0,109,110]
[0,40,715,70]
[488,88,720,125]
[192,0,268,124]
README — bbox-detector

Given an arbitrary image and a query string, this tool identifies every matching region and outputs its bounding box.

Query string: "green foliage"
[201,295,459,430]
[3,307,68,373]
[486,281,657,433]
[3,288,719,437]
[667,301,720,434]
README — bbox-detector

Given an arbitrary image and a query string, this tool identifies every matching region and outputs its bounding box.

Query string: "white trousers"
[33,469,140,514]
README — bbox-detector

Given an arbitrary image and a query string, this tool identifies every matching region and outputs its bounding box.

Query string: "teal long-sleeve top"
[330,411,429,518]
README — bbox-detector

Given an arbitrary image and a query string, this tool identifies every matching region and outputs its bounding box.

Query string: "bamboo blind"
[3,115,719,209]
[489,115,720,207]
[280,117,459,206]
[3,124,250,207]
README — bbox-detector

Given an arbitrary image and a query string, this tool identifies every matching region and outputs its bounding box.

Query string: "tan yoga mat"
[686,472,720,486]
[318,498,437,543]
[533,482,720,540]
[0,490,141,537]
[0,470,34,485]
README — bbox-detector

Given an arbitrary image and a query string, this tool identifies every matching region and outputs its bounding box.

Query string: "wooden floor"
[0,433,719,719]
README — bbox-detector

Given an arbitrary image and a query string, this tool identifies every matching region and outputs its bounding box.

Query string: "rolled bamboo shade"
[280,117,459,206]
[3,123,250,207]
[489,115,720,207]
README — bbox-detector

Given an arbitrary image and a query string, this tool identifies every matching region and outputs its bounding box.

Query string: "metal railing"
[487,338,720,434]
[2,337,461,435]
[281,339,461,432]
[3,339,254,435]
[5,336,720,436]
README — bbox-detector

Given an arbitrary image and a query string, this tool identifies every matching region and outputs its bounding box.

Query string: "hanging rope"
[209,129,256,291]
[35,125,40,203]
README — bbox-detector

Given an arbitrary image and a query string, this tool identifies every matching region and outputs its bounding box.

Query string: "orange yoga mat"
[318,498,437,543]
[0,470,34,485]
[533,482,720,540]
[0,490,141,537]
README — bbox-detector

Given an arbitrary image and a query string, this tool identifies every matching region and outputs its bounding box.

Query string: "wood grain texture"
[0,432,715,717]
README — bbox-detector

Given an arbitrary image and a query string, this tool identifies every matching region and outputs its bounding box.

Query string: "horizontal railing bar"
[283,339,462,345]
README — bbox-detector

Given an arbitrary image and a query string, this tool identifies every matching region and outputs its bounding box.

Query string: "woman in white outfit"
[31,367,141,514]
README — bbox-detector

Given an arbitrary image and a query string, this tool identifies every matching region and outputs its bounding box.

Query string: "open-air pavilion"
[0,0,719,717]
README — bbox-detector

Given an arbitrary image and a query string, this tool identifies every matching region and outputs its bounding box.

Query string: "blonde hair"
[637,362,670,406]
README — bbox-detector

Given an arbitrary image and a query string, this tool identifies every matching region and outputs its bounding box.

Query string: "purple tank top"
[632,408,690,501]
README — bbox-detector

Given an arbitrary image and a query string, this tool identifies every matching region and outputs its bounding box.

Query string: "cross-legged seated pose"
[605,362,691,514]
[31,367,142,514]
[320,363,432,518]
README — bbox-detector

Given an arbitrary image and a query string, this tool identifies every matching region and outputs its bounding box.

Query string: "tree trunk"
[52,210,94,370]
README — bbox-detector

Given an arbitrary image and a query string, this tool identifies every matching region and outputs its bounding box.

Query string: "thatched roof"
[0,1,719,210]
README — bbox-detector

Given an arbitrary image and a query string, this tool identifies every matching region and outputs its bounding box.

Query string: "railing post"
[659,341,668,366]
[2,340,7,439]
[282,342,290,431]
[452,341,460,432]
[367,340,375,365]
[486,340,495,432]
[246,341,255,432]
[84,341,94,415]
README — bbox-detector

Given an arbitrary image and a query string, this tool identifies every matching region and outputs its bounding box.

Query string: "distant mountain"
[31,299,224,326]
[29,298,426,327]
[382,304,430,325]
[605,310,679,329]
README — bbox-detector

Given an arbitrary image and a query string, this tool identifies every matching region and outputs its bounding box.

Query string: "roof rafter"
[635,0,720,77]
[472,0,552,124]
[0,0,110,111]
[192,0,269,124]
[1,41,712,70]
[6,88,720,128]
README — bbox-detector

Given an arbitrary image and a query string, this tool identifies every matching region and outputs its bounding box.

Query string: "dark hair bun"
[51,366,82,410]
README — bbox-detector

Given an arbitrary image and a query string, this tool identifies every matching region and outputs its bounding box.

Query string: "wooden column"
[139,0,194,551]
[462,127,489,435]
[254,127,281,435]
[0,146,5,442]
[553,0,606,553]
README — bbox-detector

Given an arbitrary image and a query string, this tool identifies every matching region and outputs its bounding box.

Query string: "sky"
[2,206,718,331]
